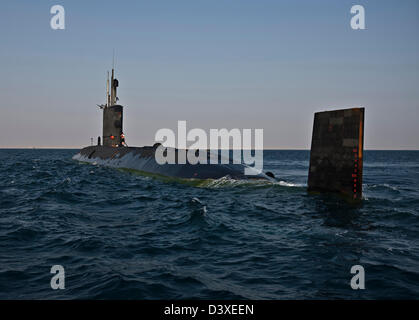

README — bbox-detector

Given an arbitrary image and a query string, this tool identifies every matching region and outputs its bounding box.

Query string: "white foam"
[278,181,305,187]
[202,176,305,189]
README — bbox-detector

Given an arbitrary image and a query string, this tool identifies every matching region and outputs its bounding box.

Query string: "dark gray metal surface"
[102,105,123,147]
[74,145,270,181]
[308,107,364,200]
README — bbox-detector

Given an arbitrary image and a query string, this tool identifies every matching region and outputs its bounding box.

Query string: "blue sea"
[0,149,418,299]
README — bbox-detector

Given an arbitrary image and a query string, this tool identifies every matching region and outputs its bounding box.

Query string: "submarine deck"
[73,145,269,180]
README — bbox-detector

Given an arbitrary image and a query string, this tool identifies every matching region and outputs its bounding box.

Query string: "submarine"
[73,66,365,200]
[73,67,273,181]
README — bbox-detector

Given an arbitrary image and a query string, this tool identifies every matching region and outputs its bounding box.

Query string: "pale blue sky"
[1,0,418,149]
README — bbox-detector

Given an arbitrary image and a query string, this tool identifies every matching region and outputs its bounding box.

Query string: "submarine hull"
[73,146,270,180]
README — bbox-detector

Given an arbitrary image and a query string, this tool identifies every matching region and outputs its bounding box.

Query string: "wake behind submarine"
[73,66,365,200]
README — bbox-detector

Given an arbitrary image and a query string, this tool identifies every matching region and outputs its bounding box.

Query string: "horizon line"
[1,147,419,151]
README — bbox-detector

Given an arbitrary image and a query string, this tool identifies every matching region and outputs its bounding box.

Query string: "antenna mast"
[110,50,118,106]
[106,71,110,107]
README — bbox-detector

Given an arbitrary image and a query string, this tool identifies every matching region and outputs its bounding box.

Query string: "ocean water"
[0,149,418,299]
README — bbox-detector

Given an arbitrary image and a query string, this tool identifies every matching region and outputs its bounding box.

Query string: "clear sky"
[1,0,418,149]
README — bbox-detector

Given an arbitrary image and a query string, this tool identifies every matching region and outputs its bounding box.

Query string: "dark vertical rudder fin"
[308,107,365,201]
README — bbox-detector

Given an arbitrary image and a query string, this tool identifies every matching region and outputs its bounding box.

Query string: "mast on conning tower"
[109,67,118,106]
[110,68,114,105]
[104,53,118,108]
[106,71,110,107]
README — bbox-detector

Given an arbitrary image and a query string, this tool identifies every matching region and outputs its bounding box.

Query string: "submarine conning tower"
[102,68,123,147]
